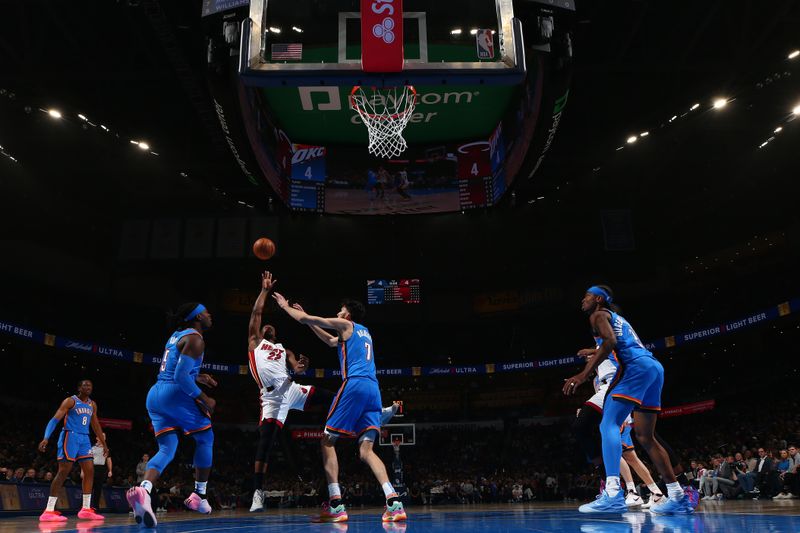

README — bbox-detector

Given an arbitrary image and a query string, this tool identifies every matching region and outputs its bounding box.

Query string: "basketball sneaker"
[625,491,643,507]
[578,490,627,513]
[641,492,665,509]
[126,486,157,528]
[382,500,407,522]
[250,489,265,512]
[184,492,212,514]
[38,510,68,522]
[77,508,104,520]
[381,402,401,425]
[650,494,694,515]
[312,501,348,523]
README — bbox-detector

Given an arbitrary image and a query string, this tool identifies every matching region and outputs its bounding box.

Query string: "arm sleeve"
[44,417,60,439]
[175,354,203,398]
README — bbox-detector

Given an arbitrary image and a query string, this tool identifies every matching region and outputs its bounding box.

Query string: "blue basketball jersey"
[64,395,93,435]
[158,328,204,383]
[594,310,653,364]
[338,322,377,381]
[593,336,620,366]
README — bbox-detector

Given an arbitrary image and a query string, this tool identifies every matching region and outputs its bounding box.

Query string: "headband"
[587,286,613,304]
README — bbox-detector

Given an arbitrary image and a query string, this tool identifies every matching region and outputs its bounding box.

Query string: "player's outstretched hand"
[37,439,48,453]
[292,302,305,313]
[272,292,289,310]
[262,271,277,292]
[562,373,587,396]
[197,373,218,388]
[577,348,596,358]
[295,354,310,374]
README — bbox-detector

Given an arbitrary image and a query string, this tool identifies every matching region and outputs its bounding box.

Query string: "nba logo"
[476,29,494,59]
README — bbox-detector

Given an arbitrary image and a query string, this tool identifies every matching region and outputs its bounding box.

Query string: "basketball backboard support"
[239,0,526,87]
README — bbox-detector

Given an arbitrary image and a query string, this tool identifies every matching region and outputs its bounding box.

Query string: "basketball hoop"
[350,85,417,158]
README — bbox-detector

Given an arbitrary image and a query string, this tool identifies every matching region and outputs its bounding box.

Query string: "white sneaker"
[642,493,665,510]
[701,495,714,501]
[381,402,400,425]
[714,493,724,500]
[775,492,788,500]
[250,489,265,512]
[625,491,643,507]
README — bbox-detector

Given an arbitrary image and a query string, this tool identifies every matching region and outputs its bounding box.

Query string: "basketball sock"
[666,481,683,499]
[381,482,396,498]
[140,480,153,494]
[195,481,208,497]
[625,481,636,493]
[82,494,91,509]
[605,476,621,498]
[328,483,342,503]
[46,496,58,512]
[647,483,662,496]
[254,472,264,491]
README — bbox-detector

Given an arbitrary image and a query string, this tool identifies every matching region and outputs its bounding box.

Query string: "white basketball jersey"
[592,359,618,394]
[249,339,289,390]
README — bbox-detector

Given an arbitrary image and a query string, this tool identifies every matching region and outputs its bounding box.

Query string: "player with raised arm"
[273,293,406,523]
[563,285,692,514]
[126,303,218,528]
[38,380,109,522]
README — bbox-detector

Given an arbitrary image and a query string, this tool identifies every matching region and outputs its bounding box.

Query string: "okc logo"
[372,17,395,44]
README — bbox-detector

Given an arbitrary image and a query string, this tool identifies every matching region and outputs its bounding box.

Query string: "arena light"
[450,29,462,35]
[47,109,62,119]
[712,98,728,110]
[690,103,700,111]
[626,135,638,144]
[639,131,649,137]
[793,104,800,115]
[137,142,150,151]
[789,50,800,59]
[78,113,87,121]
[669,115,677,122]
[470,29,479,35]
[775,126,783,133]
[292,26,303,33]
[268,27,281,34]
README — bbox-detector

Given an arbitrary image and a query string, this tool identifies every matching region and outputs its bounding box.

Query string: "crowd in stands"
[2,395,799,512]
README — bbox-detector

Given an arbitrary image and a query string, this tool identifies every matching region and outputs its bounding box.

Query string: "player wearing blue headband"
[127,302,219,527]
[563,285,693,515]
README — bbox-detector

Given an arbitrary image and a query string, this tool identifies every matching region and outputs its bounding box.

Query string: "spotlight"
[470,29,478,35]
[775,126,783,133]
[793,104,800,115]
[268,27,281,34]
[712,98,728,109]
[639,131,649,137]
[138,142,150,151]
[626,135,638,144]
[690,103,700,110]
[47,109,62,119]
[292,26,303,33]
[789,50,800,59]
[450,29,462,35]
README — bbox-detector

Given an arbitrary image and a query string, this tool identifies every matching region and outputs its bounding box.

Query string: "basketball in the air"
[253,238,276,260]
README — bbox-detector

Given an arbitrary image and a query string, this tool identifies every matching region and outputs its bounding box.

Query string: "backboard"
[379,423,416,446]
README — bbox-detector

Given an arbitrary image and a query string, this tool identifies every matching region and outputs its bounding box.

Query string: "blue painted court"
[17,503,800,533]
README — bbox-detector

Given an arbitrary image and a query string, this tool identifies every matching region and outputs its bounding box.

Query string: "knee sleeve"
[192,428,214,469]
[573,406,603,463]
[600,398,634,478]
[148,432,179,474]
[255,421,281,463]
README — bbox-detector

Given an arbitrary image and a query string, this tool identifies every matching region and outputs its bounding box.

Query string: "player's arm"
[249,271,277,351]
[292,303,338,348]
[286,349,309,375]
[106,456,113,478]
[89,401,110,456]
[563,311,616,395]
[39,397,75,452]
[273,292,351,334]
[176,335,216,414]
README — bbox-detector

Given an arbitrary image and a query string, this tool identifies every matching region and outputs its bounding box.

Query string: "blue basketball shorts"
[607,356,664,412]
[621,424,635,451]
[146,382,212,437]
[325,377,382,440]
[57,431,92,462]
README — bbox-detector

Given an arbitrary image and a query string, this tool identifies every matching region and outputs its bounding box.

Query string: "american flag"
[271,43,303,60]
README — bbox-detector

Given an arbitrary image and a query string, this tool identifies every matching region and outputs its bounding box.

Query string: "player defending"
[563,285,692,514]
[273,293,407,523]
[38,380,109,522]
[126,303,218,528]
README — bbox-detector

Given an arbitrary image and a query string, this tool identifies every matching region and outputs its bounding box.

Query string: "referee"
[90,432,113,510]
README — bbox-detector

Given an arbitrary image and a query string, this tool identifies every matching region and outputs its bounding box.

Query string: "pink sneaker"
[184,492,212,514]
[77,508,104,520]
[126,486,157,528]
[39,511,68,522]
[311,501,348,523]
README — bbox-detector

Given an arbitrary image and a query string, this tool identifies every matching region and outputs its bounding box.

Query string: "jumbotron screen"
[367,279,421,305]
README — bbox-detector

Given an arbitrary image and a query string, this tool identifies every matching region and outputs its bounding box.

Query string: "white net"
[350,86,417,158]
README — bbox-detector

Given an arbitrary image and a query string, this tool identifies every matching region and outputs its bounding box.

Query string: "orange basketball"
[253,237,276,260]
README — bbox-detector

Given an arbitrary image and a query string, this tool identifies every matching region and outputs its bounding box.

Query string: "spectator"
[754,447,779,499]
[11,468,25,482]
[136,454,149,483]
[775,449,794,499]
[744,449,758,474]
[734,452,756,494]
[21,468,37,484]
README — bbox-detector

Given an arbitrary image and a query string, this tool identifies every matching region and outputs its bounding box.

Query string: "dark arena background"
[1,0,800,532]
